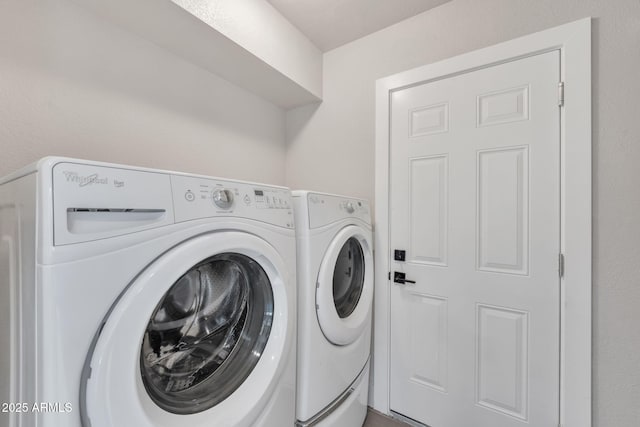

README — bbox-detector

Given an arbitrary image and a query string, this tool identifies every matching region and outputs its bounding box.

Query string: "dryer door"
[81,231,292,427]
[316,225,373,345]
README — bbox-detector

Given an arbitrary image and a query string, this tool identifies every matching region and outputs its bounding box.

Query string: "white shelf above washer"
[76,0,323,109]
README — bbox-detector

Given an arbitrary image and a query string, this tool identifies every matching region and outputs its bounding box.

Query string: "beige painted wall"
[0,0,286,184]
[285,0,640,425]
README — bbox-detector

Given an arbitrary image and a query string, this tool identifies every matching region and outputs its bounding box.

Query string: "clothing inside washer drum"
[140,253,274,414]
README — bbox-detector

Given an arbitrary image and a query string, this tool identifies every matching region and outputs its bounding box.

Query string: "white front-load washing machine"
[292,191,373,427]
[0,157,297,427]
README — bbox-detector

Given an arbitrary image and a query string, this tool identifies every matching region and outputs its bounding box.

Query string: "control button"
[185,190,195,202]
[243,194,251,205]
[212,188,234,209]
[345,201,355,214]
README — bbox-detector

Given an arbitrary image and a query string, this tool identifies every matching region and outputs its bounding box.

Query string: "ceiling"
[266,0,451,52]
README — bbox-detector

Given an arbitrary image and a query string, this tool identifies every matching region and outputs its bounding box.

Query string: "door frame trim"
[373,18,591,427]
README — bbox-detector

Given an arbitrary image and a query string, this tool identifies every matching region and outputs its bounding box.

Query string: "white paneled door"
[389,51,560,427]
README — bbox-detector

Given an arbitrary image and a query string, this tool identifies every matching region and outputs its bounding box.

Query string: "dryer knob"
[212,188,234,209]
[345,201,355,214]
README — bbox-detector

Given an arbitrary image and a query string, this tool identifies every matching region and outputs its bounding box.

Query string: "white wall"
[0,0,286,184]
[285,0,640,425]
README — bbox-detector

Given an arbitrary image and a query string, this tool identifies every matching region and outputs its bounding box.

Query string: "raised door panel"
[408,293,448,392]
[409,156,448,266]
[476,304,529,420]
[477,147,529,275]
[477,86,529,127]
[410,103,449,137]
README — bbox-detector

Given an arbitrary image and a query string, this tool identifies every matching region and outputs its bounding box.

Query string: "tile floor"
[363,409,411,427]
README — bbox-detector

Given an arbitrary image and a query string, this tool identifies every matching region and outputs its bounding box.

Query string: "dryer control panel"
[307,192,371,229]
[171,175,294,229]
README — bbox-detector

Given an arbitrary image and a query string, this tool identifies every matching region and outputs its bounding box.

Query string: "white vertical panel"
[477,147,529,274]
[410,156,448,265]
[409,293,448,392]
[476,304,529,420]
[0,206,16,413]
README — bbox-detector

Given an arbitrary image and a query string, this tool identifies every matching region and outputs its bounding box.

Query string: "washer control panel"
[171,175,293,228]
[307,192,370,229]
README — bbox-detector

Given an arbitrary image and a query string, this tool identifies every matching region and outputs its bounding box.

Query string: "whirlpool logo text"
[62,171,109,187]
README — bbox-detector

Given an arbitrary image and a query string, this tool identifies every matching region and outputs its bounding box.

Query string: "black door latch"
[394,272,416,284]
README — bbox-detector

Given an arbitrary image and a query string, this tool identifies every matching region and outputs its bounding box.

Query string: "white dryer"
[293,191,373,427]
[0,158,297,427]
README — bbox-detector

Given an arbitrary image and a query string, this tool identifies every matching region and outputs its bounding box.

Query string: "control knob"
[212,188,234,209]
[345,201,355,214]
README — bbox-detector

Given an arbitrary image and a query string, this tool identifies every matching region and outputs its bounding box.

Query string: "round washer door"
[81,231,292,427]
[316,225,373,345]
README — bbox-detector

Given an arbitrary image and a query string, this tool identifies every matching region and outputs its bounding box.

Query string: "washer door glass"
[140,253,273,414]
[332,237,365,318]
